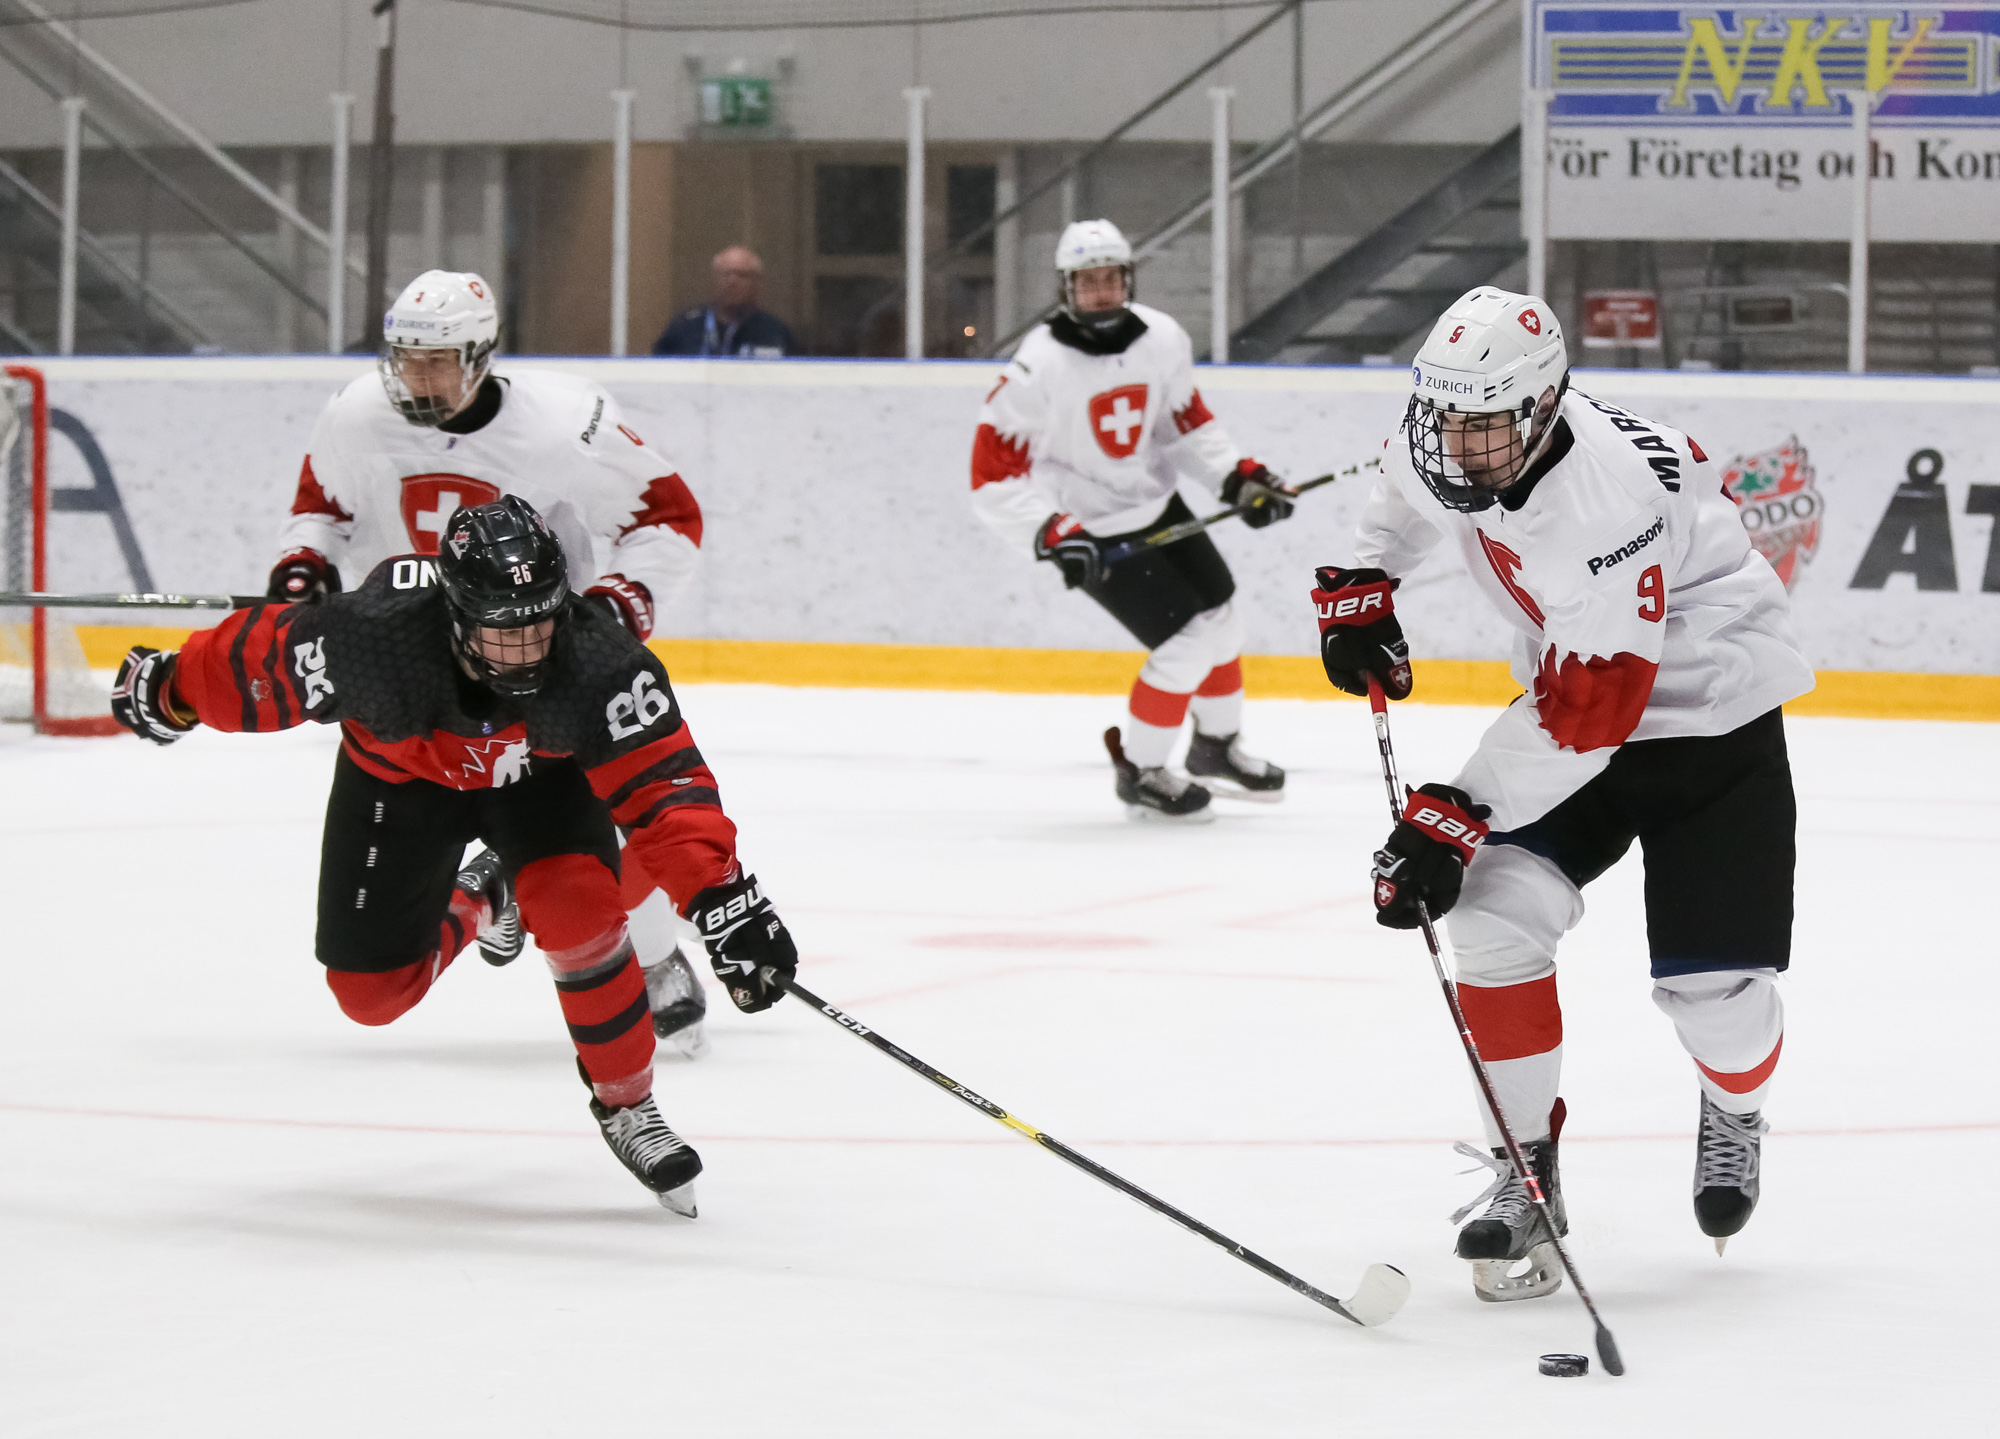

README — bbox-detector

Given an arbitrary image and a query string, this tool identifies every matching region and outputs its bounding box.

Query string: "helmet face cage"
[1058,263,1136,330]
[380,337,496,427]
[449,610,561,697]
[1405,394,1539,514]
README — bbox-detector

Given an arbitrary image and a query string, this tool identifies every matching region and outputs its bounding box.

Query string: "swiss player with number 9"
[108,497,797,1215]
[1317,287,1815,1301]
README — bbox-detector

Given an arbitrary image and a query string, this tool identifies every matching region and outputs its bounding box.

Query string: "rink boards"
[20,356,2000,719]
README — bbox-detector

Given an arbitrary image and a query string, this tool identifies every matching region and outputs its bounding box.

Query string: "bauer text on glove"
[688,873,798,1013]
[1371,783,1490,929]
[1312,565,1412,700]
[111,646,199,745]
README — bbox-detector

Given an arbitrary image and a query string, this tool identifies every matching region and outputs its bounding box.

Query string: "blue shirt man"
[651,245,799,358]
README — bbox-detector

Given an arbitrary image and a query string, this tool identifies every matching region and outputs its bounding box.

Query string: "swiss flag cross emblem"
[399,473,501,554]
[1088,384,1150,460]
[1518,308,1542,336]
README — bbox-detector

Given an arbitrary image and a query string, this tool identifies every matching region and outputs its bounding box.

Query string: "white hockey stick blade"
[1342,1263,1412,1327]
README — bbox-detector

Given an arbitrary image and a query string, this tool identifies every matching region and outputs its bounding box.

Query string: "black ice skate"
[455,848,523,967]
[1104,727,1213,823]
[643,944,710,1059]
[591,1093,703,1216]
[1451,1111,1568,1303]
[1693,1094,1768,1254]
[1184,730,1286,801]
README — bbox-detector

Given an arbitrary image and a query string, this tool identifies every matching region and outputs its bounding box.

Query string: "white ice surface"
[0,690,1991,1437]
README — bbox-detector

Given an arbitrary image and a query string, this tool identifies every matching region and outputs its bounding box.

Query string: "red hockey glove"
[267,548,339,604]
[688,873,798,1014]
[1220,459,1294,529]
[111,646,199,745]
[1312,564,1412,700]
[1034,513,1106,590]
[1371,783,1491,929]
[585,575,656,641]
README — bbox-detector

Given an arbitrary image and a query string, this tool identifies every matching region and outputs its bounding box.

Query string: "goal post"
[2,364,125,737]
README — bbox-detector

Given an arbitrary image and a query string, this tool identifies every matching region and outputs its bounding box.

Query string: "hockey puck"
[1538,1354,1589,1378]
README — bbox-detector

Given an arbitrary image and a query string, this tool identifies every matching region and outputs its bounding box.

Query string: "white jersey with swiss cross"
[1353,387,1813,831]
[970,302,1244,552]
[275,368,701,638]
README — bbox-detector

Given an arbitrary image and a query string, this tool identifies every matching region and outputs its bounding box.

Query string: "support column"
[57,96,83,357]
[1848,91,1871,375]
[610,88,635,356]
[994,147,1019,343]
[1523,89,1550,301]
[1208,87,1233,363]
[419,146,445,272]
[904,87,930,360]
[328,92,354,353]
[481,147,505,288]
[276,147,301,351]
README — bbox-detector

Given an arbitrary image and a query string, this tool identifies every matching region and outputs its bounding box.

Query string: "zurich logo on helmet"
[383,311,395,333]
[1411,365,1423,387]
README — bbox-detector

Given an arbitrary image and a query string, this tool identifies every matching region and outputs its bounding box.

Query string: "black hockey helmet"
[435,495,570,696]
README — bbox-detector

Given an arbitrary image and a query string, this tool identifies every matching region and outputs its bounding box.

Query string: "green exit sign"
[700,76,772,128]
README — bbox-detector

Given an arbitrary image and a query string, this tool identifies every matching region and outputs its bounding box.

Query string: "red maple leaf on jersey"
[1088,384,1150,460]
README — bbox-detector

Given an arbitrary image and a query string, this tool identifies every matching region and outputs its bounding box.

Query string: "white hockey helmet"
[1406,287,1570,512]
[379,270,500,427]
[1054,218,1136,327]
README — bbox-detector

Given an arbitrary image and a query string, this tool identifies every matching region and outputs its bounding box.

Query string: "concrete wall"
[0,0,1519,149]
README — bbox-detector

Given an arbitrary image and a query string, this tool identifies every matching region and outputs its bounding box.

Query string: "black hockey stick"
[1362,674,1625,1376]
[0,591,265,610]
[1098,456,1382,566]
[786,977,1410,1328]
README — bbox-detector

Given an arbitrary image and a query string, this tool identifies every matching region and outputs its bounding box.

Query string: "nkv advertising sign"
[1527,3,2000,240]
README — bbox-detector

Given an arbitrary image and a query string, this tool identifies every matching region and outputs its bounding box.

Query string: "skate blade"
[1470,1242,1564,1303]
[1199,780,1285,805]
[1342,1263,1412,1327]
[655,1180,697,1218]
[1714,1235,1728,1257]
[1122,802,1216,824]
[657,1019,710,1060]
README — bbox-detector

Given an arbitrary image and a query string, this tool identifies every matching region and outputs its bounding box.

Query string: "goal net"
[1,365,124,736]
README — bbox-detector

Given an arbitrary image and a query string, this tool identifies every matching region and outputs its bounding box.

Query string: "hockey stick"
[786,977,1410,1328]
[1362,674,1625,1376]
[1098,456,1382,566]
[0,591,265,610]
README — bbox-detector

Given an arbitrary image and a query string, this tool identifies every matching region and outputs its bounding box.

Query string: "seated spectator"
[652,246,799,358]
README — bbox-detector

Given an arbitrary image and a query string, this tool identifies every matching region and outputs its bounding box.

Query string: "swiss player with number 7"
[108,498,799,1215]
[1314,287,1815,1303]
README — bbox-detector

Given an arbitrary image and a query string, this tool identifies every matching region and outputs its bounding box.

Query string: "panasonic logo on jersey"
[1588,516,1666,575]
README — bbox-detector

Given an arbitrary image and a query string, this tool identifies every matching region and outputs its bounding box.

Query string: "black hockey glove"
[267,548,340,604]
[1034,513,1105,590]
[1371,783,1491,930]
[1221,460,1294,529]
[689,873,798,1014]
[585,575,655,640]
[111,646,198,745]
[1311,565,1412,700]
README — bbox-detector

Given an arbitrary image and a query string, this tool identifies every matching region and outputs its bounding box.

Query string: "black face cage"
[381,337,497,427]
[449,605,564,697]
[1404,394,1538,514]
[1058,263,1136,328]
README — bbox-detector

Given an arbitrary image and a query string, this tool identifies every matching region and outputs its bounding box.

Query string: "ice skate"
[1451,1133,1568,1303]
[1104,727,1213,823]
[455,848,523,967]
[1694,1094,1768,1253]
[643,945,710,1058]
[1184,730,1285,801]
[591,1093,703,1216]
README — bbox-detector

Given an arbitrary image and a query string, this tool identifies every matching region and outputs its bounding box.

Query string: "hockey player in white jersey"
[972,220,1291,820]
[268,270,713,1055]
[1312,287,1813,1300]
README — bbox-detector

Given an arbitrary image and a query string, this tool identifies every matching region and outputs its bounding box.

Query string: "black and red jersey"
[174,555,737,908]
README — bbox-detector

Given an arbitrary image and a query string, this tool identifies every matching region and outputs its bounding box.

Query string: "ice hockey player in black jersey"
[110,496,797,1215]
